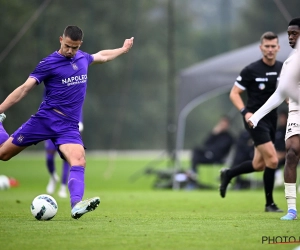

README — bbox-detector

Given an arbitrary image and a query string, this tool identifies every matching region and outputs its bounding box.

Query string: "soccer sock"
[284,183,297,211]
[46,153,55,175]
[0,123,9,145]
[228,160,254,179]
[61,160,70,185]
[68,166,85,208]
[263,167,275,206]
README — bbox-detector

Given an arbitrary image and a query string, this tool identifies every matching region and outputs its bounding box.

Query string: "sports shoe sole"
[71,197,100,219]
[280,215,297,220]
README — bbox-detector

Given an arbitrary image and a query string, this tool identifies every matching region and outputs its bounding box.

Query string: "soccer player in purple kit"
[0,25,134,219]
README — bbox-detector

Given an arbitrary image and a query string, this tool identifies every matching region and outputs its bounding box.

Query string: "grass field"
[0,153,299,250]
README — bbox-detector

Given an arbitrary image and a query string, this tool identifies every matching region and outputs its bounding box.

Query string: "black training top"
[235,59,283,118]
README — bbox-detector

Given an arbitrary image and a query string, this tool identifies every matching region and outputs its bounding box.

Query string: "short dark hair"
[288,17,300,28]
[63,26,84,41]
[260,31,278,43]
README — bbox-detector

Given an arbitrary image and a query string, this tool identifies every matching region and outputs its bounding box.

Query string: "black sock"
[263,167,275,206]
[228,160,254,179]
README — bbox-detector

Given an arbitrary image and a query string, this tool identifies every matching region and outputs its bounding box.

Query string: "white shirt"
[249,50,299,127]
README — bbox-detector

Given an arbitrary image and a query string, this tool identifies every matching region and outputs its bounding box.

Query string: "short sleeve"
[235,67,252,90]
[29,59,51,85]
[81,51,94,65]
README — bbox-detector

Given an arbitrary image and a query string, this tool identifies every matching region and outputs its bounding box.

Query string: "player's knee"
[0,152,12,161]
[70,155,86,167]
[78,158,86,167]
[253,162,265,171]
[269,157,279,169]
[286,148,299,164]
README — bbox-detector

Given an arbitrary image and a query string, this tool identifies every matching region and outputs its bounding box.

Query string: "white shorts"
[285,111,300,141]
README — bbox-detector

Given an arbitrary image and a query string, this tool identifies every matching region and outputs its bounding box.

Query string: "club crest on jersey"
[17,135,24,143]
[72,63,78,70]
[258,83,265,90]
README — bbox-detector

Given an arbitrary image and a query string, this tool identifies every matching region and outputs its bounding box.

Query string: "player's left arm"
[247,89,286,128]
[91,37,134,65]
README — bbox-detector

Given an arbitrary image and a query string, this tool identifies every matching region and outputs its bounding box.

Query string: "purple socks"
[61,160,70,185]
[46,153,55,174]
[68,166,85,208]
[0,123,9,145]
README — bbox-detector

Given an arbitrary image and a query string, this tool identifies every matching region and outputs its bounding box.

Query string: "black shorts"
[243,118,276,147]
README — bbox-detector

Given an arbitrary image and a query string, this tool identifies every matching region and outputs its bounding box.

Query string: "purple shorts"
[11,109,84,158]
[45,139,56,151]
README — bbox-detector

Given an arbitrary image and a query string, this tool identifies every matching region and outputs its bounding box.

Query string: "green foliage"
[1,0,300,149]
[0,155,298,250]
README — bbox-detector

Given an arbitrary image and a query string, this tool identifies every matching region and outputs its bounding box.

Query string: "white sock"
[284,183,297,211]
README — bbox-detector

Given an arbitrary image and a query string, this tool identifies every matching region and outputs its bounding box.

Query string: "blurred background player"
[189,115,234,188]
[45,110,84,198]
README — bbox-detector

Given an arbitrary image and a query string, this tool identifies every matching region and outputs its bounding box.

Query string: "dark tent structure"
[174,32,291,171]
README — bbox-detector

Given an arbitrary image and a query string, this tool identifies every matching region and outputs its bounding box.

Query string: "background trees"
[0,0,299,150]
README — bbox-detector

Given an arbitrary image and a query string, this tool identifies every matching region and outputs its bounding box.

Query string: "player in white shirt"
[248,17,300,220]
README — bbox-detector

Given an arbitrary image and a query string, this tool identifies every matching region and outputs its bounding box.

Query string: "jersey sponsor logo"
[258,83,265,90]
[72,63,78,70]
[266,72,278,76]
[62,74,87,86]
[236,75,242,81]
[255,78,268,82]
[288,122,299,127]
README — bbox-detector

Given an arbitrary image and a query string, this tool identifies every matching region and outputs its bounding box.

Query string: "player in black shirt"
[219,31,283,212]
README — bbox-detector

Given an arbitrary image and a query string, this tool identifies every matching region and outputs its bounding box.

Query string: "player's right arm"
[229,85,245,111]
[0,77,37,113]
[229,85,252,121]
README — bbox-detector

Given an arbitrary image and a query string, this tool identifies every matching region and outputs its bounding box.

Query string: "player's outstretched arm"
[0,77,37,113]
[91,37,134,65]
[247,90,286,128]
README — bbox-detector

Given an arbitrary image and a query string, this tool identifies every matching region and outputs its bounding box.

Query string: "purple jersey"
[30,50,94,122]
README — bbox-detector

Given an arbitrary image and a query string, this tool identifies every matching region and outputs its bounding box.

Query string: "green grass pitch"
[0,154,299,250]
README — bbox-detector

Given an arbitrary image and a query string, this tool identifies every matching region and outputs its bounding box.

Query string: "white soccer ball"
[30,194,58,221]
[0,175,10,190]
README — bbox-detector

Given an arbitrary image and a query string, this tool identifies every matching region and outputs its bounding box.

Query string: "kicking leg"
[0,137,27,161]
[59,143,100,219]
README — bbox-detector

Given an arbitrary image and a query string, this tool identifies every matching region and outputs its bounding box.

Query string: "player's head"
[259,31,280,62]
[59,26,84,58]
[287,17,300,49]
